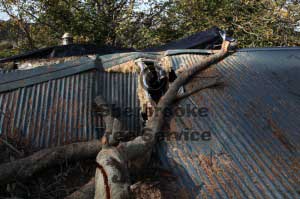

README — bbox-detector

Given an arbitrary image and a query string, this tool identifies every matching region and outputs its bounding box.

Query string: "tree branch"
[94,40,234,199]
[175,77,223,102]
[0,140,102,185]
[65,178,95,199]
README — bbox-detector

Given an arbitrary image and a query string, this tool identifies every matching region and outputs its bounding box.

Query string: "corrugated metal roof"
[0,57,95,93]
[96,72,141,133]
[99,52,161,69]
[0,71,103,149]
[0,46,299,198]
[0,57,141,148]
[157,48,300,198]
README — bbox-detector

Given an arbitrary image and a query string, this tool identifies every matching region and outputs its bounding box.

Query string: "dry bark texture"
[65,178,95,199]
[0,140,102,185]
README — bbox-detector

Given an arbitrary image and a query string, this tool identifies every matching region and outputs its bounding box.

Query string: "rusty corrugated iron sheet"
[1,46,299,198]
[0,71,103,149]
[157,47,300,198]
[99,52,161,70]
[96,72,141,133]
[0,58,140,148]
[0,57,95,93]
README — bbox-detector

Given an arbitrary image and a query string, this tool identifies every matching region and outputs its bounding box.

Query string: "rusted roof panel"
[0,57,95,93]
[99,52,161,69]
[157,47,300,198]
[0,60,140,148]
[0,71,103,149]
[96,72,141,133]
[0,47,299,198]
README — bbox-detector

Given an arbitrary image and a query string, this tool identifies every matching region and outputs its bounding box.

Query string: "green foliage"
[0,0,299,54]
[0,41,13,50]
[0,48,18,58]
[161,0,300,48]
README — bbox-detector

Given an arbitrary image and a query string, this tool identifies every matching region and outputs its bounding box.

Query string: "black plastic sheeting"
[0,27,222,63]
[0,44,134,64]
[144,27,222,52]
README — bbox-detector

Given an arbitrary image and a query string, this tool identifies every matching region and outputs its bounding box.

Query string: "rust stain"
[197,152,245,198]
[268,119,296,153]
[290,157,300,185]
[195,154,218,196]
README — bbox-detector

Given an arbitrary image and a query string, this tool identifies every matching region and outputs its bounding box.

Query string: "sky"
[0,12,9,21]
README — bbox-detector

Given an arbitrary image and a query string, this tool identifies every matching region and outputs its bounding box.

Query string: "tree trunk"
[0,140,102,185]
[65,178,95,199]
[94,40,233,199]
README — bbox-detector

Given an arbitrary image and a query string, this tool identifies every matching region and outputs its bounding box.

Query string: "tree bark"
[65,178,95,199]
[0,140,102,185]
[175,77,223,102]
[95,146,132,199]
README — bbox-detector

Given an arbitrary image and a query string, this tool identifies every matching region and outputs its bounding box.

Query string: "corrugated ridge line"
[100,52,160,69]
[0,58,95,93]
[174,116,245,199]
[201,55,297,195]
[217,57,299,191]
[163,52,298,197]
[172,112,253,198]
[97,72,140,133]
[198,91,290,197]
[227,55,300,144]
[219,56,296,197]
[0,71,102,149]
[221,57,299,162]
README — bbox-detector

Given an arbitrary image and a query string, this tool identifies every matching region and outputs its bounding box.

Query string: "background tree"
[0,0,299,58]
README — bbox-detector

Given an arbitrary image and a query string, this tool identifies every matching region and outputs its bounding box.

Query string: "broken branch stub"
[175,77,224,102]
[94,96,123,146]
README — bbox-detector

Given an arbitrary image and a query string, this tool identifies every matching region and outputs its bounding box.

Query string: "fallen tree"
[94,40,234,199]
[65,178,95,199]
[0,38,235,199]
[0,140,102,185]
